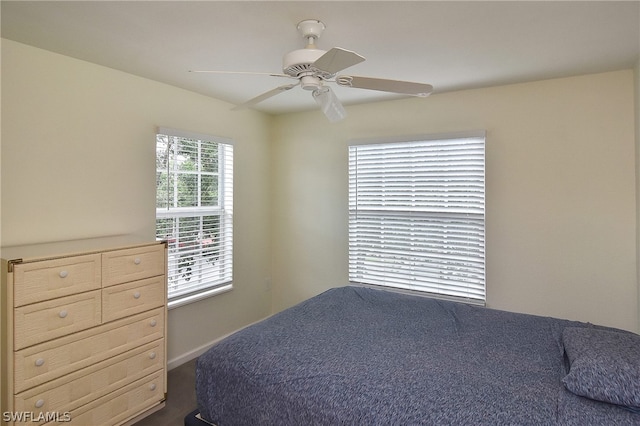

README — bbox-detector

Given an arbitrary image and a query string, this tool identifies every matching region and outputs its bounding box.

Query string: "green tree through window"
[156,130,233,307]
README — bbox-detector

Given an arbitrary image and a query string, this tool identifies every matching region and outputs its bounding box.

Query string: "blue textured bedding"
[196,286,640,425]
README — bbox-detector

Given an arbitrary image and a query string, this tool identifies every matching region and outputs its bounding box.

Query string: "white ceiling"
[2,1,639,115]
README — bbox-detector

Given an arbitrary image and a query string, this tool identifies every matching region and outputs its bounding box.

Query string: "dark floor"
[134,358,198,426]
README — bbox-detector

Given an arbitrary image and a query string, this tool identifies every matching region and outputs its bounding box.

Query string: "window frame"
[348,131,486,304]
[155,127,234,309]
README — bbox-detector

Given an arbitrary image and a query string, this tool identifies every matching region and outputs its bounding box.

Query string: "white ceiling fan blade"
[312,47,365,75]
[232,83,298,110]
[189,70,291,78]
[336,75,433,97]
[312,86,346,123]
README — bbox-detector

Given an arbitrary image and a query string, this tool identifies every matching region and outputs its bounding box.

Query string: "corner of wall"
[635,58,640,332]
[0,37,4,412]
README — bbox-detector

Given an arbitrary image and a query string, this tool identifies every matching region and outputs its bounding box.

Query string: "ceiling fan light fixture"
[300,75,322,91]
[313,86,346,123]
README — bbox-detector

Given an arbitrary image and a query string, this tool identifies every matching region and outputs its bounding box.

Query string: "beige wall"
[272,70,639,332]
[0,40,273,363]
[1,39,639,374]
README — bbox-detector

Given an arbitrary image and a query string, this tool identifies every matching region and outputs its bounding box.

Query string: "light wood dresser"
[1,237,167,426]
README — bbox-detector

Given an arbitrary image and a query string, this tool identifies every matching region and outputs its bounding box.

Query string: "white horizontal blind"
[349,133,485,303]
[156,129,233,305]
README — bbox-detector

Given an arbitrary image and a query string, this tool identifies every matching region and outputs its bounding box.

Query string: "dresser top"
[1,235,163,264]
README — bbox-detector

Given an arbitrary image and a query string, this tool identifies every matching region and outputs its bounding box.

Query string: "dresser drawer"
[14,308,165,392]
[13,254,101,307]
[102,276,165,322]
[14,340,164,421]
[41,372,165,426]
[102,244,165,287]
[14,291,102,350]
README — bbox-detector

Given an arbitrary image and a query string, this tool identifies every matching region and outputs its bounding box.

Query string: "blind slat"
[349,135,485,302]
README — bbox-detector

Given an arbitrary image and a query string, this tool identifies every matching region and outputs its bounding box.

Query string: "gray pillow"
[562,327,640,409]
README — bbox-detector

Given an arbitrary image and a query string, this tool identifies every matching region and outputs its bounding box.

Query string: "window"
[156,128,233,308]
[348,132,485,303]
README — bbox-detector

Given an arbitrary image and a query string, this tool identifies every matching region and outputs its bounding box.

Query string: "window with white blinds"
[348,132,485,303]
[156,128,233,307]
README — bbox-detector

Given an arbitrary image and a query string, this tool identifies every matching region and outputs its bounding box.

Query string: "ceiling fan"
[191,19,433,122]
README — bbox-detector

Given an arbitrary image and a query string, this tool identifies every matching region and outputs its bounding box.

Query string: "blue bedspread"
[196,286,639,425]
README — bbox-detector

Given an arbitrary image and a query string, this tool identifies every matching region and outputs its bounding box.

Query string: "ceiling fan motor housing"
[283,48,332,90]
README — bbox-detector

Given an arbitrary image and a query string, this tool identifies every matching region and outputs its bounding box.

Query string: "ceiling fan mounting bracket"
[297,19,326,43]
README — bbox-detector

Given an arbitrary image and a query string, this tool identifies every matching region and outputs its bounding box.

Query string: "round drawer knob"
[35,358,45,367]
[59,270,68,278]
[133,292,141,299]
[134,258,142,265]
[58,310,68,319]
[35,399,45,408]
[150,319,157,327]
[149,383,157,391]
[149,352,157,360]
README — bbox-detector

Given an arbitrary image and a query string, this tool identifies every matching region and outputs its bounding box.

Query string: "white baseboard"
[167,340,216,370]
[167,315,272,371]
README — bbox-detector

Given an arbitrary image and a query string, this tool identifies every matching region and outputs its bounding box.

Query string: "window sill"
[168,283,233,310]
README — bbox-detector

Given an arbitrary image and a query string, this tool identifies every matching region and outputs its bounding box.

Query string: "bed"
[193,285,640,425]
